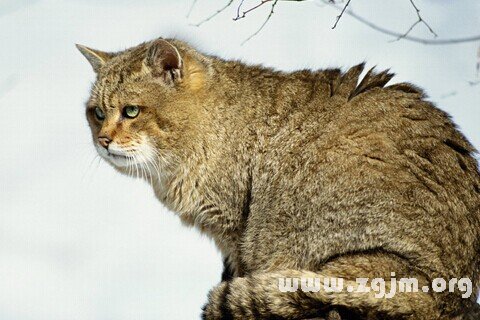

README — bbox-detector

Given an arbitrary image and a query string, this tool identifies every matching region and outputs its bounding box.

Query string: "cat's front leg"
[220,257,234,282]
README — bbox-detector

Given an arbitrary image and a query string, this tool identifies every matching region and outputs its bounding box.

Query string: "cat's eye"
[123,105,140,119]
[94,107,105,121]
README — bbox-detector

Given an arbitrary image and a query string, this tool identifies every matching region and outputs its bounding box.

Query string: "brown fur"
[77,38,480,319]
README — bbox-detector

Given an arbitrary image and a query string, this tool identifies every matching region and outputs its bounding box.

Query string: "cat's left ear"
[76,44,113,73]
[144,39,183,85]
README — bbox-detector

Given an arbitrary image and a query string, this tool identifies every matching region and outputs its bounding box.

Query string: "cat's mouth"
[107,151,131,160]
[105,150,136,167]
[96,145,135,168]
[95,139,157,172]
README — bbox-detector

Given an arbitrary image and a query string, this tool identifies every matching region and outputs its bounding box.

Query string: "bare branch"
[395,20,421,42]
[323,0,480,45]
[440,91,458,99]
[233,0,305,21]
[468,80,480,87]
[332,0,352,29]
[186,0,198,18]
[191,0,480,46]
[234,0,246,20]
[241,0,280,45]
[191,0,235,27]
[234,0,272,21]
[408,0,437,37]
[395,0,437,41]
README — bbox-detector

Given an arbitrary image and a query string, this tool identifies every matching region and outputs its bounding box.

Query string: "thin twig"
[192,0,480,46]
[468,80,480,87]
[323,0,480,45]
[191,0,235,26]
[241,0,279,45]
[233,0,306,21]
[440,91,457,99]
[332,0,352,29]
[186,0,198,18]
[409,0,437,36]
[235,0,246,20]
[395,0,437,40]
[235,0,273,21]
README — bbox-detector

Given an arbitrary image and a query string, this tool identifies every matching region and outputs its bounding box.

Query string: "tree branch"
[440,91,457,99]
[191,0,480,46]
[234,0,246,20]
[241,0,280,45]
[468,80,480,87]
[233,0,306,21]
[332,0,352,29]
[234,0,272,21]
[191,0,235,27]
[408,0,437,37]
[186,0,198,18]
[395,0,437,41]
[323,0,480,45]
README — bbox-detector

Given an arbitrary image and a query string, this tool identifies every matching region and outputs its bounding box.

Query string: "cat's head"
[77,38,210,179]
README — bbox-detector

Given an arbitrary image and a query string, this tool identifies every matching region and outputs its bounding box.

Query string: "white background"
[0,0,479,319]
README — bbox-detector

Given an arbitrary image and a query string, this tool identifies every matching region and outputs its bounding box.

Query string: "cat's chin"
[104,153,132,168]
[96,145,137,168]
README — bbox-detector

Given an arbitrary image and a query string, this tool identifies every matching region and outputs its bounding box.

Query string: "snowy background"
[0,0,479,319]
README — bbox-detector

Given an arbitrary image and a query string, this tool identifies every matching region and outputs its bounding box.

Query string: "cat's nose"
[98,137,111,149]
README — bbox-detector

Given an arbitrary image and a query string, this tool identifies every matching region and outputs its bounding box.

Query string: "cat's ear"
[144,39,183,85]
[76,44,113,73]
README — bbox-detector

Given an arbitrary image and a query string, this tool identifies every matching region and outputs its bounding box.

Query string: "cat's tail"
[202,269,441,320]
[463,303,480,319]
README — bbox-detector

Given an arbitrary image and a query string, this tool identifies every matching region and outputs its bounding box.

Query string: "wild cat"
[77,38,480,319]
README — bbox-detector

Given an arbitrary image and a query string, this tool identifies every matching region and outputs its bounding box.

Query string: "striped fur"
[202,269,438,320]
[78,38,480,320]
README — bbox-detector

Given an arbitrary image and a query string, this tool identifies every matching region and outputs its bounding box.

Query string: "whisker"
[127,153,133,177]
[137,151,147,183]
[134,154,141,180]
[140,153,151,185]
[82,153,100,182]
[146,147,163,184]
[147,152,158,186]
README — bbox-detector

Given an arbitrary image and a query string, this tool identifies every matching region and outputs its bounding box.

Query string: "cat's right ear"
[144,39,183,86]
[76,44,113,73]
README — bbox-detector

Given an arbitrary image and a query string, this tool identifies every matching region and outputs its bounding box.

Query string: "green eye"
[123,105,140,119]
[94,107,105,121]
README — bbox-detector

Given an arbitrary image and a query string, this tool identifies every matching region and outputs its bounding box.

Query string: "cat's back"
[252,65,480,280]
